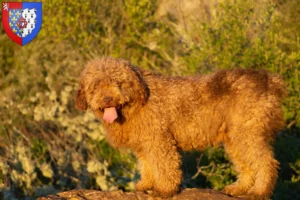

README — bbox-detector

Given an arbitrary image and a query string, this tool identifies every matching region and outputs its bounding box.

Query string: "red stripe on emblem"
[6,2,22,9]
[2,2,22,45]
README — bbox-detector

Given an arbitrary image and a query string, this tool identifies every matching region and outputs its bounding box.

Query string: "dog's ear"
[75,88,88,111]
[135,84,146,105]
[130,67,148,105]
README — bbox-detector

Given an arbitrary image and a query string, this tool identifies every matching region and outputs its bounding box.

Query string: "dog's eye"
[117,82,131,89]
[120,83,131,88]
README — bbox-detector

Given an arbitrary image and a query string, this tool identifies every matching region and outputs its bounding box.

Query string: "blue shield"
[2,2,42,46]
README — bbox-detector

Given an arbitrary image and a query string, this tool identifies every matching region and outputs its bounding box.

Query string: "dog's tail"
[268,74,288,101]
[265,73,287,138]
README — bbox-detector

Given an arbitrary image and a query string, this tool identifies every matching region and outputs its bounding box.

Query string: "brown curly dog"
[75,57,286,199]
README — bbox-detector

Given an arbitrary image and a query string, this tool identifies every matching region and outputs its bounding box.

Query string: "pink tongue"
[103,107,118,123]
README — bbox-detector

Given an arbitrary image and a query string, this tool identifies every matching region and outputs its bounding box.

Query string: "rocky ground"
[37,188,248,200]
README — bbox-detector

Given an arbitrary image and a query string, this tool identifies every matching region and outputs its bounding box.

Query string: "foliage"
[0,0,299,199]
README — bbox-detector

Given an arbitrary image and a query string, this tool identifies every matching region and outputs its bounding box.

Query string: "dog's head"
[75,58,148,123]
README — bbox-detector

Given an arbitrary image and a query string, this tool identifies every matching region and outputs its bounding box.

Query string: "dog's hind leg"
[223,140,256,197]
[246,141,278,200]
[223,126,278,199]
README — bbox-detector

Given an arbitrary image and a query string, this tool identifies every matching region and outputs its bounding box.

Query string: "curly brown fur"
[76,57,286,199]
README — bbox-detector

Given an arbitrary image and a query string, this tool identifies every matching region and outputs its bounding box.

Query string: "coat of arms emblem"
[2,2,42,46]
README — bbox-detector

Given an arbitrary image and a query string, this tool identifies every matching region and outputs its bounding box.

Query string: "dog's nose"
[103,96,113,103]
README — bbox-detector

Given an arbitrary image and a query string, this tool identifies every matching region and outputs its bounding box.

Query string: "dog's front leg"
[135,155,155,191]
[145,137,182,198]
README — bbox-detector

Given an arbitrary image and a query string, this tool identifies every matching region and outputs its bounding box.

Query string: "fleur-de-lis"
[16,11,21,17]
[11,17,17,23]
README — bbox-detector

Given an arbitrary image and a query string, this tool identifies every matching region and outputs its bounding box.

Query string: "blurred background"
[0,0,299,199]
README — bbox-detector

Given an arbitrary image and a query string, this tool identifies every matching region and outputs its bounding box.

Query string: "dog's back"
[140,69,286,149]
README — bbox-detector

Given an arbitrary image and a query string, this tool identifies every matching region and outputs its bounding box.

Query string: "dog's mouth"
[102,107,118,123]
[99,104,126,123]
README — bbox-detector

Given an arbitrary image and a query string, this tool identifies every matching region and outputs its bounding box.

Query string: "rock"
[37,188,248,200]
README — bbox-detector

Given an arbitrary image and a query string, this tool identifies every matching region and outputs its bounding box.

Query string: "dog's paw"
[222,183,247,197]
[135,180,153,191]
[246,187,271,200]
[150,185,179,198]
[150,190,177,198]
